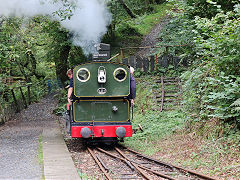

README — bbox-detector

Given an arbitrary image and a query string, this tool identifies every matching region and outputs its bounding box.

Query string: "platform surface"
[43,125,80,180]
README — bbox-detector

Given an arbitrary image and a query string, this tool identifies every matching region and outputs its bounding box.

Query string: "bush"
[117,22,142,36]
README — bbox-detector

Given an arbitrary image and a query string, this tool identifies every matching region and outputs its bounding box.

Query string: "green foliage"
[116,22,142,36]
[158,1,240,72]
[186,0,238,18]
[52,0,75,20]
[68,46,88,67]
[30,77,48,102]
[53,89,67,116]
[180,65,209,116]
[192,11,240,75]
[132,69,146,78]
[157,14,196,63]
[125,75,186,154]
[0,17,54,81]
[115,3,171,37]
[36,62,56,80]
[161,0,240,125]
[129,3,172,35]
[231,98,240,112]
[109,0,166,20]
[131,110,185,140]
[134,78,154,113]
[206,73,240,120]
[155,63,187,77]
[181,64,240,123]
[109,2,171,55]
[125,109,185,154]
[0,2,86,118]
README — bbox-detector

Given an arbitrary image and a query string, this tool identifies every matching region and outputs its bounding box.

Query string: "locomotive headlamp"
[116,127,126,138]
[98,66,106,83]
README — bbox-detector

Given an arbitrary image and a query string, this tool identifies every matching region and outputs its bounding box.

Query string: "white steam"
[0,0,112,54]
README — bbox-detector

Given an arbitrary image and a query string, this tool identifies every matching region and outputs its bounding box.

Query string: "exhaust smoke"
[0,0,112,54]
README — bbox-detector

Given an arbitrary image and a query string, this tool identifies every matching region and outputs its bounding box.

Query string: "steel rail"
[96,147,135,171]
[87,147,112,180]
[96,155,109,172]
[123,146,217,180]
[121,145,173,168]
[97,147,176,180]
[115,147,151,180]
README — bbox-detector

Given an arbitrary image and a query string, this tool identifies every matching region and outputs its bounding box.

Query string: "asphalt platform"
[0,96,80,180]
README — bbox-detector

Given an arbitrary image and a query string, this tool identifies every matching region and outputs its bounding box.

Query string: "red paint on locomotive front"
[71,125,132,138]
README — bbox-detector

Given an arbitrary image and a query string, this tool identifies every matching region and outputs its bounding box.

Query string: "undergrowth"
[123,73,240,178]
[124,110,185,155]
[52,89,67,116]
[124,74,186,155]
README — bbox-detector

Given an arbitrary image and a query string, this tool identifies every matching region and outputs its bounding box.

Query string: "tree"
[118,0,136,18]
[186,0,238,18]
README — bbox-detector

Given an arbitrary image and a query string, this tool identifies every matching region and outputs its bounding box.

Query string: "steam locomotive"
[66,44,133,142]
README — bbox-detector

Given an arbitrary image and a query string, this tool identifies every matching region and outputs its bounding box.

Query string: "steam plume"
[0,0,112,54]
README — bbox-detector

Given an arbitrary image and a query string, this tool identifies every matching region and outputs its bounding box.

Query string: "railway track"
[87,145,217,180]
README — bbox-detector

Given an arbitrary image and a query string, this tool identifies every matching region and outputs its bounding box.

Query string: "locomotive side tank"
[70,61,133,140]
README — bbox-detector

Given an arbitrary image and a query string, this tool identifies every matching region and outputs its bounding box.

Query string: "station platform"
[42,124,80,180]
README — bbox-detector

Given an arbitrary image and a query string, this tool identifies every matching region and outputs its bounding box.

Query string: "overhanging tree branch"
[119,0,136,18]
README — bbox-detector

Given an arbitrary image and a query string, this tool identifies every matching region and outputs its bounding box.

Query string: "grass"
[130,3,173,35]
[124,110,186,155]
[78,171,95,180]
[38,135,45,180]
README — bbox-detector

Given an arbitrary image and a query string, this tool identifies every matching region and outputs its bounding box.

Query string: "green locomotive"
[69,61,133,141]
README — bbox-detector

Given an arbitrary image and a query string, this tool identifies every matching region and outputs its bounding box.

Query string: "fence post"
[19,87,27,109]
[143,57,149,73]
[120,49,124,60]
[163,54,169,68]
[136,55,143,70]
[47,80,52,93]
[150,56,155,72]
[129,56,135,68]
[122,58,129,65]
[166,46,169,56]
[11,89,20,113]
[27,85,31,105]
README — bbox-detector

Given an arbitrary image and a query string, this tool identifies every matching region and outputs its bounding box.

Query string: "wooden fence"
[121,54,188,72]
[119,45,189,72]
[0,84,32,124]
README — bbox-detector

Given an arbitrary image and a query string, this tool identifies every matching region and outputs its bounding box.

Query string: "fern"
[231,98,240,112]
[231,98,240,107]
